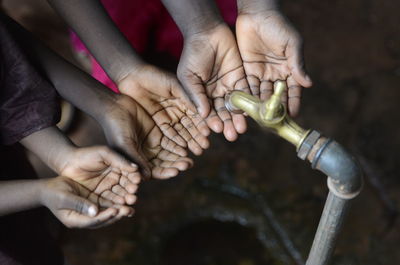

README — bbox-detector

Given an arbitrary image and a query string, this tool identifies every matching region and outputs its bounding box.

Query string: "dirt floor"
[2,0,400,264]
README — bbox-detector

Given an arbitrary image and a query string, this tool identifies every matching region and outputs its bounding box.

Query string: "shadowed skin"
[117,64,210,156]
[101,94,194,180]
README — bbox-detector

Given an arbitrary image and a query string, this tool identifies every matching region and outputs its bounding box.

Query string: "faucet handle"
[263,80,287,120]
[273,80,286,98]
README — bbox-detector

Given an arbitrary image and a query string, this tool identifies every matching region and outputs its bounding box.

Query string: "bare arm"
[19,126,76,174]
[160,0,223,37]
[46,0,142,82]
[237,0,279,14]
[0,179,44,216]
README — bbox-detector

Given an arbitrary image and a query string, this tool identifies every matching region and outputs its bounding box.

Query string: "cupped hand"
[41,176,133,229]
[101,94,194,179]
[118,65,210,156]
[236,10,312,116]
[177,23,249,142]
[58,146,141,206]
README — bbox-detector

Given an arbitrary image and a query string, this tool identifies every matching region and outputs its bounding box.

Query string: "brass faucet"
[225,80,309,149]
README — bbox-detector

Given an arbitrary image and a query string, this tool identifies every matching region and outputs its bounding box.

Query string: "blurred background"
[2,0,400,264]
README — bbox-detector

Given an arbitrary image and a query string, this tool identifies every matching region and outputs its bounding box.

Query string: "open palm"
[101,94,194,179]
[44,177,133,229]
[236,10,312,116]
[59,146,141,206]
[178,24,249,141]
[118,65,210,156]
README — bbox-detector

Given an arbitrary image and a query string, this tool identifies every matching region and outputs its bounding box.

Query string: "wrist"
[182,15,224,38]
[112,56,146,85]
[37,179,51,208]
[237,0,279,15]
[53,143,78,175]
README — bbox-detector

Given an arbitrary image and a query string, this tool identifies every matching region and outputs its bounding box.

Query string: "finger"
[191,114,211,137]
[86,192,115,209]
[159,160,192,171]
[151,164,179,179]
[99,147,140,174]
[100,190,125,205]
[125,171,141,185]
[178,70,211,118]
[111,185,137,205]
[287,75,302,117]
[170,79,198,114]
[246,75,261,97]
[232,113,247,134]
[286,40,312,88]
[205,108,224,133]
[124,194,137,205]
[180,115,209,149]
[157,121,187,148]
[157,150,194,169]
[119,176,139,194]
[214,97,238,142]
[90,206,134,229]
[260,80,274,101]
[60,207,118,229]
[111,185,128,198]
[110,141,151,178]
[113,204,134,218]
[172,122,203,154]
[59,193,99,217]
[160,137,187,157]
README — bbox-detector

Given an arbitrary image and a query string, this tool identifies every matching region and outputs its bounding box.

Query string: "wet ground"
[3,0,400,264]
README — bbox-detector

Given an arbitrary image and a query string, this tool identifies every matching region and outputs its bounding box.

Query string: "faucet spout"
[225,81,309,149]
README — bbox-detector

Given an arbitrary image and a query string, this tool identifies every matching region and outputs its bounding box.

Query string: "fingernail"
[130,163,138,168]
[88,206,97,217]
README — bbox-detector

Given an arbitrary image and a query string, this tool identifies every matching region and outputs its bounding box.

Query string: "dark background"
[2,0,400,264]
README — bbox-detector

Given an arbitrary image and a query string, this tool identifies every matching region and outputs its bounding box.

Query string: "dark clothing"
[0,17,63,265]
[0,18,60,145]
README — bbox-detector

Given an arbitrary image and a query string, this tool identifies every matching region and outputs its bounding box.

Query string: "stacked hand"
[236,9,312,116]
[41,176,133,229]
[58,146,141,206]
[101,94,194,179]
[118,65,210,156]
[177,23,250,141]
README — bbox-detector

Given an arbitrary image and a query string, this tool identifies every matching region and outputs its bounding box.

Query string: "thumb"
[177,69,211,118]
[286,40,312,88]
[60,193,98,217]
[169,78,198,115]
[106,138,152,178]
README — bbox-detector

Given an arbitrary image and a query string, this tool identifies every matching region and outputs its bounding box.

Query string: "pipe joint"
[298,131,363,199]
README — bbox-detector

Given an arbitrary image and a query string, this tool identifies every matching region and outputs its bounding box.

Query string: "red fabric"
[70,0,237,92]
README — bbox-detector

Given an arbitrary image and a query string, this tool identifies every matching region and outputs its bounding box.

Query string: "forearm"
[20,127,76,174]
[47,0,142,82]
[237,0,279,14]
[0,179,45,216]
[0,14,118,123]
[161,0,224,37]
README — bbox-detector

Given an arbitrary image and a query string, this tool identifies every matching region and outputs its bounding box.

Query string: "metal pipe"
[224,81,363,265]
[299,134,362,265]
[305,192,350,265]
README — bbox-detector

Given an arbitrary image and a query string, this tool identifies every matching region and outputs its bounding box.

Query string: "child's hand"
[41,177,133,229]
[177,23,249,142]
[236,10,312,117]
[118,64,210,156]
[58,146,140,205]
[101,94,194,179]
